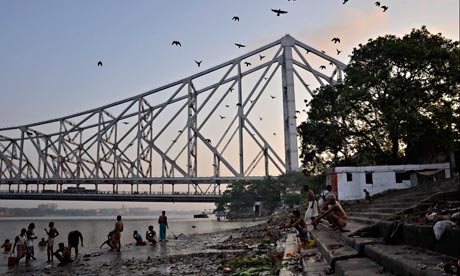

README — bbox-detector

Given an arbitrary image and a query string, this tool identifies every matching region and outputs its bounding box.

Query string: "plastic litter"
[433,220,456,240]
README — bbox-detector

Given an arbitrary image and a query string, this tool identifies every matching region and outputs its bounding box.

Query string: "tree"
[298,27,460,173]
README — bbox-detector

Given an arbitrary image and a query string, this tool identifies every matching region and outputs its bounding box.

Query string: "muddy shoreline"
[4,217,288,275]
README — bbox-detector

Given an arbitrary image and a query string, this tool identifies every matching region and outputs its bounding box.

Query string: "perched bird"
[259,117,263,121]
[270,95,276,99]
[235,43,246,48]
[259,55,265,60]
[236,103,241,106]
[122,121,129,125]
[225,104,230,108]
[232,16,239,21]
[250,100,254,104]
[321,50,326,54]
[172,41,181,46]
[329,62,334,66]
[178,130,183,133]
[206,139,211,143]
[381,5,388,12]
[331,37,341,43]
[229,88,235,92]
[319,65,326,70]
[195,60,202,67]
[375,2,380,7]
[219,115,226,119]
[271,9,288,16]
[306,49,310,54]
[343,0,349,4]
[244,62,251,67]
[336,49,342,55]
[97,61,103,67]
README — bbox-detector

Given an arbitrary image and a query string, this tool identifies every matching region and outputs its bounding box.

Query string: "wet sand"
[4,218,285,275]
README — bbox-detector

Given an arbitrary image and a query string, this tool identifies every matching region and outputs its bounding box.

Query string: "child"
[44,222,59,262]
[280,210,310,241]
[12,228,27,265]
[54,242,72,266]
[38,238,47,249]
[1,239,12,253]
[26,223,38,262]
[100,230,116,250]
[145,225,157,245]
[133,230,146,246]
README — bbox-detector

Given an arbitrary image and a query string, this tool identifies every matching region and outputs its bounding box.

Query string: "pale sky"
[0,0,458,210]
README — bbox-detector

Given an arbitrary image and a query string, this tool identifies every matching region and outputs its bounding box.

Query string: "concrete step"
[347,216,381,225]
[348,212,392,220]
[309,226,393,276]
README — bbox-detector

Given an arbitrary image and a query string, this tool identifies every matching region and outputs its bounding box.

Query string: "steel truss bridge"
[0,35,346,202]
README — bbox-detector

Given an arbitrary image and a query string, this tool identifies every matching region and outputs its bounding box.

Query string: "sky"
[0,0,458,210]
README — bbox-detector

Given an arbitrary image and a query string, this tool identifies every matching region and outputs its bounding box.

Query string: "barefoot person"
[158,211,169,242]
[38,238,47,249]
[26,223,38,263]
[303,185,319,229]
[100,230,116,250]
[1,239,12,253]
[145,225,157,245]
[44,222,59,262]
[280,210,310,241]
[68,230,83,258]
[312,194,348,231]
[113,215,124,252]
[12,228,27,266]
[132,230,146,246]
[54,242,72,266]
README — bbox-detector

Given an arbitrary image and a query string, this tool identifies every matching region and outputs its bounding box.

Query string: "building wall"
[328,163,450,201]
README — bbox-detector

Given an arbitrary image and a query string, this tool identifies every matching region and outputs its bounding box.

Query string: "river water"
[0,216,260,253]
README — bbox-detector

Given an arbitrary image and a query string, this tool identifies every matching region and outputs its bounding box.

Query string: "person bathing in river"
[68,230,84,258]
[133,230,147,245]
[312,194,348,232]
[113,215,124,252]
[12,228,27,265]
[54,242,72,266]
[26,223,38,263]
[100,230,116,250]
[1,239,12,253]
[38,238,47,249]
[145,225,157,245]
[158,211,169,242]
[44,222,59,262]
[280,210,310,241]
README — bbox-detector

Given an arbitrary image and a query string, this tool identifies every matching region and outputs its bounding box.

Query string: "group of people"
[2,221,83,266]
[281,184,349,241]
[100,211,169,252]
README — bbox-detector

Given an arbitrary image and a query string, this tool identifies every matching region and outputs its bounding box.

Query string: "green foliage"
[299,26,460,173]
[215,172,325,216]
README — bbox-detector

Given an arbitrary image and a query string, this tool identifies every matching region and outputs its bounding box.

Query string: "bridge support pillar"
[280,35,299,172]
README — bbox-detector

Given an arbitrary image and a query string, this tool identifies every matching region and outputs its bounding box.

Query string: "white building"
[325,163,451,201]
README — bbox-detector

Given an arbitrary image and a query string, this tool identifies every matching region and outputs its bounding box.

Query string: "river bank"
[3,216,290,275]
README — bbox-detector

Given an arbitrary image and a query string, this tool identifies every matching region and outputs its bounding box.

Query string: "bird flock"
[96,1,390,141]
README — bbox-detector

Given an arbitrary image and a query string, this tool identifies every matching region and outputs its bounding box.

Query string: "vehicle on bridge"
[63,187,97,194]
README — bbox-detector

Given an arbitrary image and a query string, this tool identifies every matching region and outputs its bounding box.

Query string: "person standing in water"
[158,211,169,242]
[44,222,59,262]
[113,215,124,252]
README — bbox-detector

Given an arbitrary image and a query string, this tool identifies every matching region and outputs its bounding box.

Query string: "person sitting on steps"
[312,194,348,232]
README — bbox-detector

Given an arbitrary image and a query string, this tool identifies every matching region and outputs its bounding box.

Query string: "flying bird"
[375,2,380,7]
[122,121,129,125]
[259,117,263,121]
[172,41,181,46]
[331,37,341,43]
[259,55,265,60]
[381,5,388,12]
[319,65,326,70]
[195,60,202,67]
[273,132,276,136]
[97,61,103,67]
[271,9,288,16]
[219,115,226,119]
[235,43,246,48]
[343,0,349,4]
[244,62,251,67]
[232,16,239,21]
[225,104,230,108]
[270,95,276,99]
[336,49,342,55]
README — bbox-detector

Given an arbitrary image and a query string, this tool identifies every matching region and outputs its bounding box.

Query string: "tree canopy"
[298,27,460,173]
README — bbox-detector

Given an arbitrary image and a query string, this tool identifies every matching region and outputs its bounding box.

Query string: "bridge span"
[0,35,346,202]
